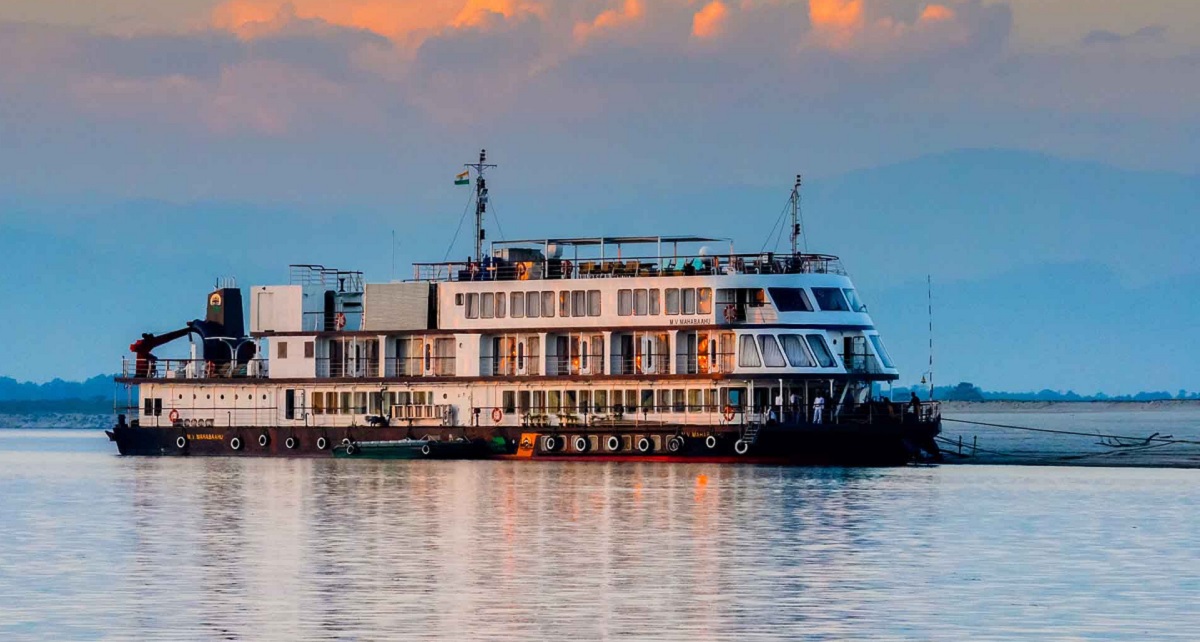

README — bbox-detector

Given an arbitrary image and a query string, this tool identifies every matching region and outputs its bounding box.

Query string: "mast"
[465,149,497,261]
[790,174,802,256]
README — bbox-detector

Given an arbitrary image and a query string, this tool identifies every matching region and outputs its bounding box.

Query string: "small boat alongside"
[332,438,489,459]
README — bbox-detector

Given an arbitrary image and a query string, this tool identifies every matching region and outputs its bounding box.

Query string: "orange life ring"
[334,312,347,330]
[168,409,180,423]
[491,407,503,423]
[723,405,736,421]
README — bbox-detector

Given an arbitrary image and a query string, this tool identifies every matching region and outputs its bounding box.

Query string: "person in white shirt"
[813,395,825,424]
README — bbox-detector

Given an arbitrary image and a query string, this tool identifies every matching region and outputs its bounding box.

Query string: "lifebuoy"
[334,312,347,331]
[723,405,736,422]
[316,436,328,450]
[543,435,560,452]
[285,436,297,450]
[168,409,180,423]
[342,437,352,447]
[636,437,653,453]
[723,305,737,323]
[346,443,357,456]
[230,436,242,451]
[734,439,750,455]
[606,435,622,452]
[573,435,589,452]
[176,436,187,449]
[491,407,503,423]
[667,436,683,453]
[258,433,269,447]
[705,435,719,450]
[420,443,432,456]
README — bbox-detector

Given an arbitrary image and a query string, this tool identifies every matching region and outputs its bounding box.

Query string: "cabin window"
[542,291,555,317]
[572,290,586,317]
[682,288,697,315]
[424,343,432,372]
[697,288,712,315]
[649,289,660,315]
[518,391,531,412]
[495,292,506,318]
[526,291,540,318]
[594,390,608,413]
[511,292,525,318]
[548,390,562,413]
[354,392,367,414]
[757,335,787,368]
[673,389,686,413]
[870,335,894,368]
[634,289,648,316]
[842,289,867,312]
[580,341,589,370]
[313,391,325,415]
[738,334,762,367]
[687,389,703,412]
[779,334,815,367]
[806,334,837,367]
[304,341,314,358]
[285,390,295,419]
[481,293,495,318]
[618,290,633,316]
[588,290,601,316]
[578,390,591,414]
[812,287,850,312]
[466,293,479,318]
[767,288,813,312]
[705,388,718,411]
[625,390,638,411]
[369,392,382,415]
[277,341,288,359]
[455,293,464,306]
[517,342,526,371]
[642,390,656,412]
[340,392,352,415]
[565,390,577,413]
[532,390,545,412]
[665,288,680,315]
[502,391,516,414]
[559,291,570,317]
[657,389,670,412]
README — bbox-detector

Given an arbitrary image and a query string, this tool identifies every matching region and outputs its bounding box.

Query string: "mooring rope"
[942,417,1200,446]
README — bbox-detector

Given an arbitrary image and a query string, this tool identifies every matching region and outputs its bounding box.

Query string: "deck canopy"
[490,235,734,262]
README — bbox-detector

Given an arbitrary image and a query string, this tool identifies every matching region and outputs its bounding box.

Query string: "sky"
[0,1,1197,392]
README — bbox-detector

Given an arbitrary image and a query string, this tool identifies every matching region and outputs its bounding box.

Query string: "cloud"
[1082,25,1167,47]
[691,1,728,39]
[572,0,645,43]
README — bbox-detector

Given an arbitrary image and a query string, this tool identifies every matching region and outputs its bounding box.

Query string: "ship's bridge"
[411,235,844,282]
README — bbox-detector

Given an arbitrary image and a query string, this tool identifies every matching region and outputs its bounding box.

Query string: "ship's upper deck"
[412,235,844,283]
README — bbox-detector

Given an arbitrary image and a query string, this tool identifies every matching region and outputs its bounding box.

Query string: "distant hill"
[0,375,114,402]
[889,382,1200,403]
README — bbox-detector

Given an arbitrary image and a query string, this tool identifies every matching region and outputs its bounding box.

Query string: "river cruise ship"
[109,152,941,464]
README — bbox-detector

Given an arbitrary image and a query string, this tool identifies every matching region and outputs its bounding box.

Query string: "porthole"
[262,394,267,400]
[178,394,183,399]
[206,394,211,399]
[220,394,225,400]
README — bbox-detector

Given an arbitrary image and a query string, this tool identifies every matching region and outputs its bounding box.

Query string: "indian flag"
[455,170,469,186]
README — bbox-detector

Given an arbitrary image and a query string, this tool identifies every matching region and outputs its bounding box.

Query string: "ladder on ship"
[742,422,763,445]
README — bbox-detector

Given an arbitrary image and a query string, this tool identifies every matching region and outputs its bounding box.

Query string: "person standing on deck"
[909,392,922,422]
[813,394,825,424]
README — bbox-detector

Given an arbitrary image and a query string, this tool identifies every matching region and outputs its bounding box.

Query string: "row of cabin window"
[463,290,602,319]
[769,287,868,313]
[738,333,838,369]
[499,388,725,415]
[617,287,713,316]
[310,390,434,415]
[276,340,315,359]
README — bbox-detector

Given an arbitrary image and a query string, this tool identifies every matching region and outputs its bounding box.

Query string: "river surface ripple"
[0,429,1197,640]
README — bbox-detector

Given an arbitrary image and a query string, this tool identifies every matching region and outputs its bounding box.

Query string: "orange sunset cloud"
[692,2,729,39]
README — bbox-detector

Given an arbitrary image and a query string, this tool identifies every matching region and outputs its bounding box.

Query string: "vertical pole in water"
[972,435,978,456]
[958,435,963,456]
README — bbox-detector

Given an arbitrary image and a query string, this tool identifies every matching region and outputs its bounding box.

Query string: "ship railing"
[676,353,736,375]
[410,253,845,283]
[607,354,672,376]
[315,357,381,379]
[478,357,542,377]
[383,356,457,377]
[301,310,363,333]
[842,351,885,375]
[289,264,365,292]
[121,357,269,380]
[479,403,742,428]
[836,400,941,425]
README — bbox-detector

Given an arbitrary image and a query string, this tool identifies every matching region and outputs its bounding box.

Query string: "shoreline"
[940,399,1200,414]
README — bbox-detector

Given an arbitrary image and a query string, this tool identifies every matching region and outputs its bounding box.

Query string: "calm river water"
[1,428,1198,640]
